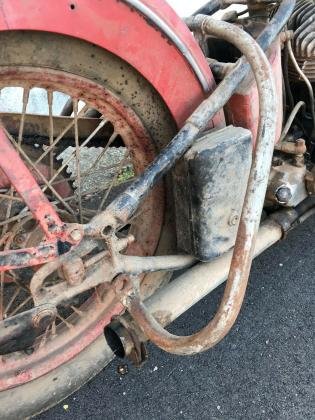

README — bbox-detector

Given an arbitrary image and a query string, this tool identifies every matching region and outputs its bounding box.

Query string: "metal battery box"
[173,126,252,261]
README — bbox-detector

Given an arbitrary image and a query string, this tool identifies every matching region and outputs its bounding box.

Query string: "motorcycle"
[0,0,314,417]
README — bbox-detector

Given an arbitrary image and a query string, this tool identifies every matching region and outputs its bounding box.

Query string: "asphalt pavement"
[37,215,314,420]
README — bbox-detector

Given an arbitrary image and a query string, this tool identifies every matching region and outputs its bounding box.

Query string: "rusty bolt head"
[14,233,27,246]
[61,257,85,286]
[113,276,130,294]
[69,228,82,242]
[32,308,56,329]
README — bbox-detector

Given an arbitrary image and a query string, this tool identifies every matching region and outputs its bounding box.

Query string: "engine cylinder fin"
[289,0,315,82]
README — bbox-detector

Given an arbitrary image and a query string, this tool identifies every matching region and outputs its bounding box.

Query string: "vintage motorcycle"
[0,0,314,417]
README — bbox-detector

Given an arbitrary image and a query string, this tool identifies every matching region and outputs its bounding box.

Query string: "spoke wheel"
[0,31,176,409]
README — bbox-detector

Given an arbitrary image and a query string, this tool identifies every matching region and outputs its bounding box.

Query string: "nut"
[32,308,56,329]
[275,186,292,204]
[61,257,85,286]
[69,228,82,242]
[14,233,27,246]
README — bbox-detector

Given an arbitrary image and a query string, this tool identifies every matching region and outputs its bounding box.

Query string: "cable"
[287,39,315,133]
[280,100,305,141]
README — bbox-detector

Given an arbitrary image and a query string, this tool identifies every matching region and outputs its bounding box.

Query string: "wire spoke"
[0,211,30,227]
[47,90,54,180]
[81,130,118,181]
[0,79,144,354]
[70,305,83,316]
[4,286,21,316]
[9,295,32,317]
[34,103,89,166]
[50,157,132,188]
[98,150,130,212]
[38,324,51,349]
[0,273,4,321]
[0,193,23,202]
[73,100,83,222]
[41,119,108,195]
[56,313,74,329]
[4,128,76,216]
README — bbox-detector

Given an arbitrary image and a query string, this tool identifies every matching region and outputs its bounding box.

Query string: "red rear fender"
[0,0,225,129]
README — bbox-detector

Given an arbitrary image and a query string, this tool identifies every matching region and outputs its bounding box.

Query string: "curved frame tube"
[126,16,277,355]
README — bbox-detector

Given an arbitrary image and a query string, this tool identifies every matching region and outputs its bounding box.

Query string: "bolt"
[61,257,85,286]
[69,229,82,242]
[228,211,239,227]
[14,233,27,245]
[32,308,56,329]
[275,187,292,204]
[114,277,128,293]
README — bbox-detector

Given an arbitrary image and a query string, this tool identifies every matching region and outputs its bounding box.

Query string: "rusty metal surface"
[0,127,66,239]
[0,0,218,128]
[0,0,297,395]
[266,161,308,207]
[0,112,112,141]
[124,15,277,355]
[86,1,295,238]
[0,62,167,390]
[174,126,252,261]
[144,220,283,327]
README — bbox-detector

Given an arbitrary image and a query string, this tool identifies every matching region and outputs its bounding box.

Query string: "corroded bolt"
[61,257,85,286]
[32,308,56,329]
[14,233,27,245]
[69,229,82,242]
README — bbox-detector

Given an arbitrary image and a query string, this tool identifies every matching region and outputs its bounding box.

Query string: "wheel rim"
[0,67,164,390]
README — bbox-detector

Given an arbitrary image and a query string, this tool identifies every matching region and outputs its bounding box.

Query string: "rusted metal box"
[173,126,252,261]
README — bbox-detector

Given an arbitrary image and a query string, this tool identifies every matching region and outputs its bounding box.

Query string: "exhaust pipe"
[142,220,282,327]
[105,219,282,361]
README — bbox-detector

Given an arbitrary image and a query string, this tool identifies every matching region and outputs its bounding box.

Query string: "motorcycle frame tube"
[0,0,295,275]
[87,0,296,234]
[136,220,283,329]
[124,17,279,355]
[120,1,296,351]
[0,127,65,239]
